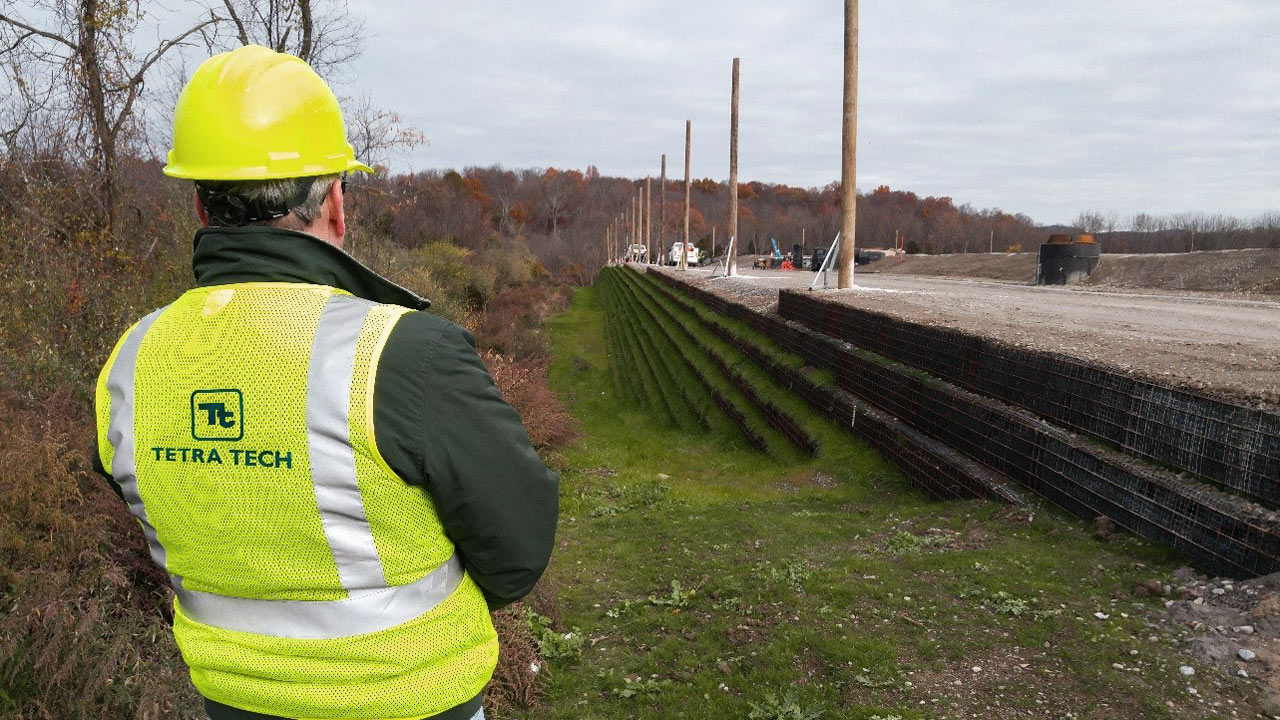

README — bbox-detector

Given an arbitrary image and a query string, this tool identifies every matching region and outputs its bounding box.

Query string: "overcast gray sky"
[347,2,1278,225]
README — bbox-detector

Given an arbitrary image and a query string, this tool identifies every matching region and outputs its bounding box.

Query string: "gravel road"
[648,264,1280,409]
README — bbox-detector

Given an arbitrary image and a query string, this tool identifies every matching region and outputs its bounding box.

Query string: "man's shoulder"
[378,310,479,387]
[385,309,470,349]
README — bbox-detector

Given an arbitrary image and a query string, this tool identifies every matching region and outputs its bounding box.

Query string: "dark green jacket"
[95,226,560,720]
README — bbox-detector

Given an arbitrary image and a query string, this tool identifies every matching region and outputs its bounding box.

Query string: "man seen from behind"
[93,45,559,720]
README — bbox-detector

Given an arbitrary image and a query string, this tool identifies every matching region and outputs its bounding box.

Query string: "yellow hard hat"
[164,45,373,181]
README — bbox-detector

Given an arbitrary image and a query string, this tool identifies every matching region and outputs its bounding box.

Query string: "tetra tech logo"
[191,389,244,441]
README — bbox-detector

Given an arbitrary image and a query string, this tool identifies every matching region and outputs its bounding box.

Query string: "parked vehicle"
[667,242,701,266]
[626,244,647,263]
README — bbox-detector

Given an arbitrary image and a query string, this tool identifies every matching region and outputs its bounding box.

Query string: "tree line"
[1072,210,1280,254]
[353,169,1280,282]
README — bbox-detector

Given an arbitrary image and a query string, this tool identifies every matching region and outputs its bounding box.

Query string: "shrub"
[483,575,562,716]
[481,350,581,451]
[0,387,199,719]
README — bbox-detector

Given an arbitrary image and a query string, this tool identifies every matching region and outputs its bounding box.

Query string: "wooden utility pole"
[837,0,859,287]
[712,226,717,257]
[638,187,644,250]
[659,154,667,265]
[645,177,652,263]
[682,120,691,271]
[728,57,740,276]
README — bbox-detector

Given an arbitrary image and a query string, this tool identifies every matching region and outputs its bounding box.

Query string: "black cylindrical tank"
[1037,235,1101,285]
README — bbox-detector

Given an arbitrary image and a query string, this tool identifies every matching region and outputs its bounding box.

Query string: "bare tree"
[0,54,65,161]
[214,0,362,77]
[344,92,427,171]
[1073,211,1107,234]
[474,165,520,235]
[0,0,219,228]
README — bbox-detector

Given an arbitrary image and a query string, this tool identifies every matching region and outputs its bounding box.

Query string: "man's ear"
[194,188,210,227]
[323,178,346,244]
[299,178,346,247]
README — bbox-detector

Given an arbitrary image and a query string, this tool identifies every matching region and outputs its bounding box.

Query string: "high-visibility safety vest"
[95,283,498,720]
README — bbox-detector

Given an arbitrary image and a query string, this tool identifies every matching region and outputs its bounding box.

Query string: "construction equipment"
[750,238,790,270]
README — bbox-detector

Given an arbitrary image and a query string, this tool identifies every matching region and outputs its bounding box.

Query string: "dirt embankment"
[865,248,1280,297]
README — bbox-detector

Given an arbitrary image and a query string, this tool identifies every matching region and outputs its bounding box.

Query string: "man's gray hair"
[197,174,339,230]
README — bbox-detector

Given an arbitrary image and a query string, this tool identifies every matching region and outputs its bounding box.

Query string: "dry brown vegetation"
[0,386,199,719]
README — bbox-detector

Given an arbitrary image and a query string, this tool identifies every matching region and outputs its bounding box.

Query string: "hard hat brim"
[164,157,374,181]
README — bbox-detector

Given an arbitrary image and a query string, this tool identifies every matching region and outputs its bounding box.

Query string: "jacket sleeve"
[374,312,559,610]
[91,446,126,501]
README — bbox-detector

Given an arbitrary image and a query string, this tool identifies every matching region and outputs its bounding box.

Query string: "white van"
[667,242,701,266]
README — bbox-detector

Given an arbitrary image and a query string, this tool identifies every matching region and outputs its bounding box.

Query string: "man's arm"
[91,448,126,501]
[374,312,559,609]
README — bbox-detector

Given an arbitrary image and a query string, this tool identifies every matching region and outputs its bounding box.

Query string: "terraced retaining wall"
[622,271,819,458]
[624,267,1021,503]
[642,269,1280,578]
[604,270,769,451]
[778,291,1280,507]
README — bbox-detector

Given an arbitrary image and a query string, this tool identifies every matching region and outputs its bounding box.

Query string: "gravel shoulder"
[650,264,1280,411]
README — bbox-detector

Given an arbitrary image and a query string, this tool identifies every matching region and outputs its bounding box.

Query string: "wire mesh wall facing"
[778,291,1280,507]
[621,270,819,457]
[647,270,1280,578]
[637,268,1022,504]
[608,274,689,428]
[606,268,767,452]
[601,270,711,430]
[621,273,765,449]
[614,271,719,432]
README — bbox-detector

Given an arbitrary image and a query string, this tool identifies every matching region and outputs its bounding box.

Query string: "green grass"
[624,270,834,455]
[608,269,797,458]
[600,271,716,435]
[527,284,1255,720]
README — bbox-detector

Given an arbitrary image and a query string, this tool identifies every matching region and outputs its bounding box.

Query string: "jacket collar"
[192,226,430,310]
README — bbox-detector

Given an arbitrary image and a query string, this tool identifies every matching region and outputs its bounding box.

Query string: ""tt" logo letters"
[197,402,237,428]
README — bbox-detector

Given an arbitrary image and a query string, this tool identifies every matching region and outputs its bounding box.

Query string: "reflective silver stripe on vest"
[175,553,463,639]
[106,308,168,569]
[307,293,389,592]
